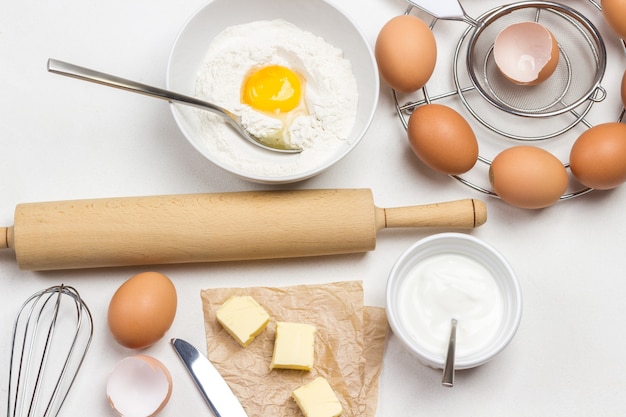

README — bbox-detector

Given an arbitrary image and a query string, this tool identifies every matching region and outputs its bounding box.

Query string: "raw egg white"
[107,271,177,349]
[375,15,437,93]
[493,21,559,86]
[602,0,626,40]
[107,355,172,417]
[407,104,478,175]
[569,123,626,190]
[490,146,568,209]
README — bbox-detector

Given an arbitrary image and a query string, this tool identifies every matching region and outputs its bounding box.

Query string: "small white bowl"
[167,0,379,183]
[386,233,522,370]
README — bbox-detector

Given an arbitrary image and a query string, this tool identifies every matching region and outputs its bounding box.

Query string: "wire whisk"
[7,285,93,417]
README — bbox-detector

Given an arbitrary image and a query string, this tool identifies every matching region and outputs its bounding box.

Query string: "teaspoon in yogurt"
[442,318,457,387]
[47,59,301,154]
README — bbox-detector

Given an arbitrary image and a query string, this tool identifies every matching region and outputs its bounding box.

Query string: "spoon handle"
[47,58,231,119]
[47,59,301,153]
[442,318,457,387]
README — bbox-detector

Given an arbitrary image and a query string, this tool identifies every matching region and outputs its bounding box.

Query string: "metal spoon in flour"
[47,59,301,154]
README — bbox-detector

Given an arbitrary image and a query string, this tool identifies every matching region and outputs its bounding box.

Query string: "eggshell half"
[570,123,626,190]
[490,146,568,209]
[602,0,626,40]
[107,355,172,417]
[375,15,437,93]
[494,22,559,86]
[108,272,178,349]
[407,104,478,175]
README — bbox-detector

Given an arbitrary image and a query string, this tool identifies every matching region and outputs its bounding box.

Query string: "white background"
[1,0,625,416]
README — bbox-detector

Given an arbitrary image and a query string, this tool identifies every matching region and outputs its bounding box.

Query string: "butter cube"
[292,377,342,417]
[216,295,270,347]
[270,322,316,370]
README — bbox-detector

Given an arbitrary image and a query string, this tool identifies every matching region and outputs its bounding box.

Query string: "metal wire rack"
[394,0,626,200]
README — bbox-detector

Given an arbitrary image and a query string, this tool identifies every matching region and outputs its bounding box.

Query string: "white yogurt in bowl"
[386,233,522,370]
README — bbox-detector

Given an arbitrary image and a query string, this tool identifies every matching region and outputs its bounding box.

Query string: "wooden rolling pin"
[0,189,486,271]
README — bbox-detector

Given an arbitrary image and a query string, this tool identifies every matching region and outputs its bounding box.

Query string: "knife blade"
[171,338,249,417]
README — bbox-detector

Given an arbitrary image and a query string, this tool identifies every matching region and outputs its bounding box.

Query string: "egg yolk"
[242,65,302,113]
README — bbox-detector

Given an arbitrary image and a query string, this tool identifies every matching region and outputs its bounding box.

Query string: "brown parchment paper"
[200,281,389,417]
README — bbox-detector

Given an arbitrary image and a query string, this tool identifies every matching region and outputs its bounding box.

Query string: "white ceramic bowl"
[167,0,378,183]
[386,233,522,370]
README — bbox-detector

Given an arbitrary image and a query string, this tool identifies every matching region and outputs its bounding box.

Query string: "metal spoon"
[47,59,301,154]
[442,318,457,387]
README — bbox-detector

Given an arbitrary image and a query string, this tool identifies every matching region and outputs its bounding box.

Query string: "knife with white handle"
[171,338,249,417]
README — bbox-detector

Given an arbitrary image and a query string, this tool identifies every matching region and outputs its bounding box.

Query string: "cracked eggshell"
[107,355,173,417]
[493,21,559,86]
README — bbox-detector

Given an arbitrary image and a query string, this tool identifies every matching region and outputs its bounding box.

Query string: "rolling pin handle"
[378,199,487,229]
[1,227,9,249]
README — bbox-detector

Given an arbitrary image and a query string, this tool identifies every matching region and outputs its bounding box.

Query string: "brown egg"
[622,71,626,109]
[375,15,437,93]
[493,22,559,86]
[602,0,626,40]
[490,146,568,209]
[407,104,478,175]
[570,123,626,190]
[108,272,178,349]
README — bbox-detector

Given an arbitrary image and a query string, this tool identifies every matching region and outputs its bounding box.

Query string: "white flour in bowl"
[194,19,359,178]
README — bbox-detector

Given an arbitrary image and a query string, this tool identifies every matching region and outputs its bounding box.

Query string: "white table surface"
[1,0,625,416]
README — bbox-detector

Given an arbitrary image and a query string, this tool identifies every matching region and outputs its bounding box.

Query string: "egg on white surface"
[107,272,178,349]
